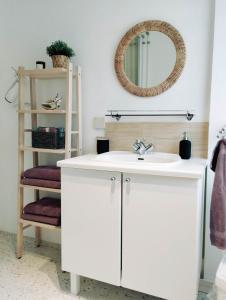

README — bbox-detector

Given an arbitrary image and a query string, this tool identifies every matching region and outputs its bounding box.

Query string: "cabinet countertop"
[57,153,207,179]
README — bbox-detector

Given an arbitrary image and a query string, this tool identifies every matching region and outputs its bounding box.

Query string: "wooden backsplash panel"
[105,122,209,158]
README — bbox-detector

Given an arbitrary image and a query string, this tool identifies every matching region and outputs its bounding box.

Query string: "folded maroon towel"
[23,197,61,218]
[22,166,60,181]
[21,178,61,189]
[22,213,60,226]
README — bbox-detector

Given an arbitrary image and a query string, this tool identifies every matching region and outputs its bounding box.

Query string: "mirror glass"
[124,31,176,88]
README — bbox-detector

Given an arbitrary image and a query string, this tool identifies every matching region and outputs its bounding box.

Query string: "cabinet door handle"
[110,176,116,181]
[125,178,131,182]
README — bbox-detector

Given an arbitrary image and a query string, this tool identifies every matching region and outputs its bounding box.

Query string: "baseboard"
[199,279,213,293]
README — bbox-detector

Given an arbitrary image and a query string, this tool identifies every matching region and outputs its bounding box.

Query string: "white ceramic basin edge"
[95,151,181,166]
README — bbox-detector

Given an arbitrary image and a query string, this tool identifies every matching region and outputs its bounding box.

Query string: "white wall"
[0,1,213,243]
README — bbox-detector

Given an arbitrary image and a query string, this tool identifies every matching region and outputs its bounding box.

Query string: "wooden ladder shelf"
[16,63,82,258]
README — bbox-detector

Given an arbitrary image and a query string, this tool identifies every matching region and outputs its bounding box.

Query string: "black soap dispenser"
[179,132,191,159]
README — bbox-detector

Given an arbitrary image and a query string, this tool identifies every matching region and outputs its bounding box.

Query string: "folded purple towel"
[23,197,61,218]
[21,178,61,189]
[22,166,60,181]
[22,213,60,226]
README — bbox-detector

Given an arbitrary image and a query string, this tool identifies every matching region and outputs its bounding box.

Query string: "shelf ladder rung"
[20,219,61,230]
[20,184,61,193]
[19,146,78,154]
[18,109,77,114]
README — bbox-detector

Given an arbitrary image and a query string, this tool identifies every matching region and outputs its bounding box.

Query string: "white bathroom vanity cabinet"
[58,152,206,300]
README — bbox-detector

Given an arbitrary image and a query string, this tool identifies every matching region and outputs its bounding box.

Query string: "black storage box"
[32,127,65,149]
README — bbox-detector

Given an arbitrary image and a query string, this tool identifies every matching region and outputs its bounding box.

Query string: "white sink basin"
[96,151,181,165]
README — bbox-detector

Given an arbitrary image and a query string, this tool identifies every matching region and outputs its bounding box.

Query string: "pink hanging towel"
[210,139,226,249]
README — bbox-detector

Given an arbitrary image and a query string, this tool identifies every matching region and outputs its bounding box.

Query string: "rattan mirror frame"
[115,20,186,97]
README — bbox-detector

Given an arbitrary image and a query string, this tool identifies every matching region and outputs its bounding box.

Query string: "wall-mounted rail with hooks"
[105,110,195,121]
[217,126,226,139]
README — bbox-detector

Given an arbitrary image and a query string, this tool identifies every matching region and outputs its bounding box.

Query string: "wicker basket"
[51,55,69,68]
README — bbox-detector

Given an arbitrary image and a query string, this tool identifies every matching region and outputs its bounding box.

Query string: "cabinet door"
[61,168,121,286]
[122,173,203,300]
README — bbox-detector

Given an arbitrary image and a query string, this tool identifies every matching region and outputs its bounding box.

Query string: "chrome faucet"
[132,139,154,155]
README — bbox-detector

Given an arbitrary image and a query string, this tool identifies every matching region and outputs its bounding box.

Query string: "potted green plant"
[46,40,75,68]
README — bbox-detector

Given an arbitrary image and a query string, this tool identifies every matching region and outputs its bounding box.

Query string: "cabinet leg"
[35,227,41,247]
[16,222,23,259]
[70,273,80,295]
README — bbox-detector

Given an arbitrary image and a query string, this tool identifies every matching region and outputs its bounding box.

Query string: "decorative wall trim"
[106,122,209,158]
[115,20,186,97]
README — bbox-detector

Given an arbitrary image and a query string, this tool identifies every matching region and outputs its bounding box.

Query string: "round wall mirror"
[115,20,186,97]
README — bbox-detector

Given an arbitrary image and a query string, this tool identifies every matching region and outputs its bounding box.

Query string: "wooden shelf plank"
[23,68,67,79]
[20,218,61,230]
[20,184,61,193]
[20,146,66,154]
[18,109,77,114]
[20,146,78,154]
[22,68,77,79]
[24,129,78,133]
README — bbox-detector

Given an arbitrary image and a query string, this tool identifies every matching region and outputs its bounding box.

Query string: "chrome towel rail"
[105,110,195,121]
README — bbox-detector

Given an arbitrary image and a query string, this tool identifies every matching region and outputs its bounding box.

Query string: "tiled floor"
[0,231,208,300]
